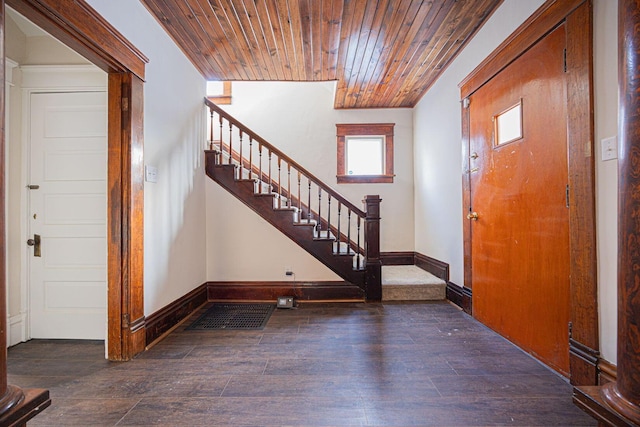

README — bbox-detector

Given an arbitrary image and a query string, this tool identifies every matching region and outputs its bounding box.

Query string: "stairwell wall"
[206,81,414,281]
[85,0,208,315]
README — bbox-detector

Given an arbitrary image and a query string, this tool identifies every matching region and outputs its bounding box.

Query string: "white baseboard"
[7,313,27,347]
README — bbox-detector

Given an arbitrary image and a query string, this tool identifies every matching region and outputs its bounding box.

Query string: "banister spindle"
[258,144,263,191]
[327,194,332,238]
[218,115,223,164]
[209,108,214,151]
[317,188,322,233]
[277,158,282,208]
[347,209,352,253]
[228,122,233,165]
[357,216,361,269]
[297,171,302,214]
[337,202,342,254]
[239,130,244,178]
[307,179,312,222]
[249,137,253,179]
[287,164,291,208]
[268,151,273,192]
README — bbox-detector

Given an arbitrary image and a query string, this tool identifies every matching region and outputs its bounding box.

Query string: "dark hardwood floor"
[8,302,595,426]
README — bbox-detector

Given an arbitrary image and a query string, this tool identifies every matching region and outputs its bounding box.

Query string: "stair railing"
[205,98,381,286]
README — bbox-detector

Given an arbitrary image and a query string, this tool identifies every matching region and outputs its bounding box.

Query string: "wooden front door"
[468,25,570,375]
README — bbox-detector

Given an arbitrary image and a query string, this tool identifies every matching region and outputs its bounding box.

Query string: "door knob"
[27,234,41,257]
[467,212,479,221]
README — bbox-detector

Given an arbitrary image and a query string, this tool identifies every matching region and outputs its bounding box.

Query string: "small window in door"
[495,101,523,146]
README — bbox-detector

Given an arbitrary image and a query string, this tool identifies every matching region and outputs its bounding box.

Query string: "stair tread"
[381,265,446,286]
[382,266,445,301]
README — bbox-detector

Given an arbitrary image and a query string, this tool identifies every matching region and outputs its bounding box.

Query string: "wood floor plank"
[7,301,595,426]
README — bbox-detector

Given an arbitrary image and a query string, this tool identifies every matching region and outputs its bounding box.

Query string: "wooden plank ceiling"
[141,0,503,108]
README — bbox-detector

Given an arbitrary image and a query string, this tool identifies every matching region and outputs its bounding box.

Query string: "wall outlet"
[285,267,293,276]
[277,296,294,308]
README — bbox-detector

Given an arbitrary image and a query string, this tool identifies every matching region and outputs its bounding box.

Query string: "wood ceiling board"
[141,0,502,108]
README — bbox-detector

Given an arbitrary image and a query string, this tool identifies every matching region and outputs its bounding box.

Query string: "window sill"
[207,95,232,105]
[337,174,394,184]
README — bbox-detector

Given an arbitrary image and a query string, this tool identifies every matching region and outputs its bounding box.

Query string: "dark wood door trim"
[107,73,146,360]
[6,0,148,79]
[460,0,598,385]
[4,0,148,361]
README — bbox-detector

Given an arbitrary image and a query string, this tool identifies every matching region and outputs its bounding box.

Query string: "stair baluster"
[317,188,322,234]
[307,179,312,222]
[297,171,302,214]
[268,151,273,193]
[356,216,361,270]
[249,137,253,177]
[347,210,352,254]
[277,158,282,208]
[337,202,342,254]
[239,130,243,179]
[327,194,332,240]
[287,164,291,208]
[258,143,263,190]
[228,122,233,165]
[209,108,214,150]
[218,114,223,164]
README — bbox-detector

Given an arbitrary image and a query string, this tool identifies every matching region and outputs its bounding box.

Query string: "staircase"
[204,99,382,301]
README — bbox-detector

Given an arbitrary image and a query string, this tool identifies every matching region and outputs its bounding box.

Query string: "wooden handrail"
[205,98,366,217]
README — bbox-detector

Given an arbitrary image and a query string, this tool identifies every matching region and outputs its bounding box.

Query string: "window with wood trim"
[336,123,395,183]
[206,81,232,105]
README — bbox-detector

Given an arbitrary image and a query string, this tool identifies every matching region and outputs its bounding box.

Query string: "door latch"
[27,234,41,257]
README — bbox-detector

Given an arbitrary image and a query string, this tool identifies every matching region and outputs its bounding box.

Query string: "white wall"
[593,0,618,365]
[85,0,208,314]
[23,36,89,66]
[414,0,618,364]
[206,81,414,281]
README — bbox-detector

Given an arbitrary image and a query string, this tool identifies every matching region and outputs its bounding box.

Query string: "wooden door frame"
[4,0,149,361]
[459,0,598,385]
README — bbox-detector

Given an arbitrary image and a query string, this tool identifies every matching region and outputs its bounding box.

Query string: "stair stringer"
[206,160,366,288]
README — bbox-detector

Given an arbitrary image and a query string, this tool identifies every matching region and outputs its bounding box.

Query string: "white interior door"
[28,91,107,339]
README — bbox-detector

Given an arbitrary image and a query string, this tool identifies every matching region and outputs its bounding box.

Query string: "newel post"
[364,195,382,302]
[599,0,640,423]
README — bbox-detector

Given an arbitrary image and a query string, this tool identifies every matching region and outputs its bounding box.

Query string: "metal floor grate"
[186,303,275,330]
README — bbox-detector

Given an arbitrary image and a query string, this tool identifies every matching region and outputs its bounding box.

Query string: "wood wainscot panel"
[207,282,365,302]
[414,252,450,282]
[380,251,415,265]
[145,284,208,346]
[446,282,472,315]
[599,359,617,386]
[570,337,600,386]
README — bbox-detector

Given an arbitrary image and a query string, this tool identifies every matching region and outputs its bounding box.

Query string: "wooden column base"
[601,383,640,426]
[574,386,639,427]
[0,387,50,426]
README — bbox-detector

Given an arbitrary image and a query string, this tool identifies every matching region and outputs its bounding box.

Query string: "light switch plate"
[145,165,158,183]
[601,136,617,161]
